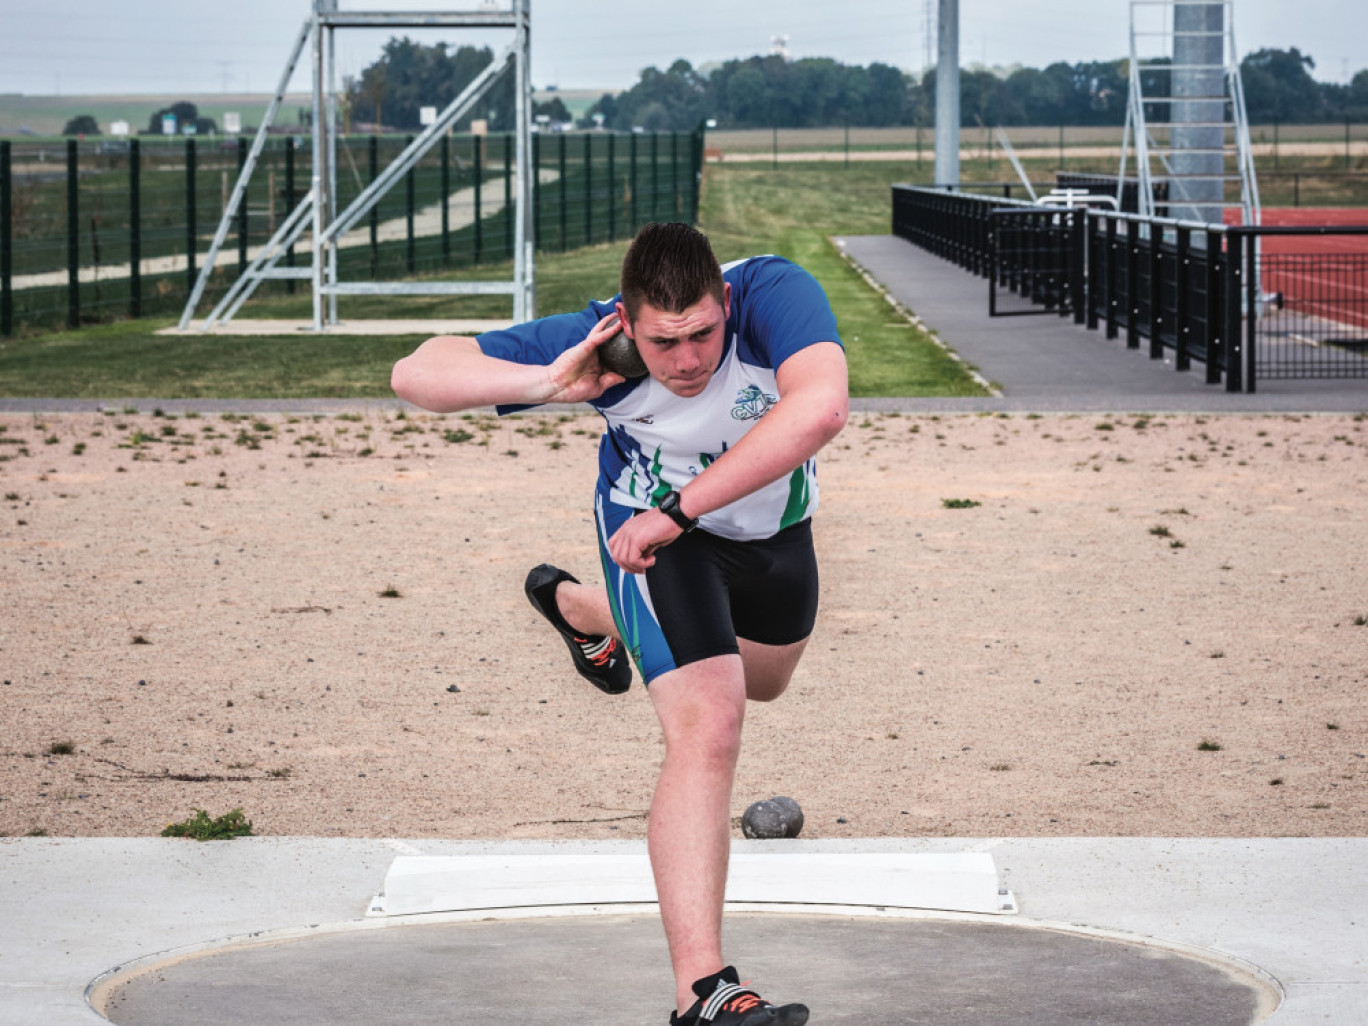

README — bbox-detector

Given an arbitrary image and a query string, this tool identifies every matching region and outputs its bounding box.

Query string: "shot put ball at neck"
[598,330,649,379]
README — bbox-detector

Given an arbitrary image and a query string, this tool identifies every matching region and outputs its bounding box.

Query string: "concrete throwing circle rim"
[86,901,1283,1022]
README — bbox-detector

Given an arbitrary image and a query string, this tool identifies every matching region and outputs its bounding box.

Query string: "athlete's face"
[616,283,731,398]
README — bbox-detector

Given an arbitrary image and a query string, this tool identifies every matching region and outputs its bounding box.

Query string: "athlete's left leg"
[730,520,819,704]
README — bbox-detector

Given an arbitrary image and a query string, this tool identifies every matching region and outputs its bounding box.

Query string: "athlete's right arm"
[391,315,625,413]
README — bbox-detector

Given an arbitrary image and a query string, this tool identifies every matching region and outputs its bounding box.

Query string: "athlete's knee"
[652,660,746,768]
[689,715,744,771]
[661,714,743,776]
[667,697,744,764]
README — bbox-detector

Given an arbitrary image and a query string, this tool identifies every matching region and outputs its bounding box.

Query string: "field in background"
[3,90,1364,155]
[0,90,602,138]
[0,161,987,399]
[705,144,1368,209]
[708,123,1368,155]
[0,94,314,137]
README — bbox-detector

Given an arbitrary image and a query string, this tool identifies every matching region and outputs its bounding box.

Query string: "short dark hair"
[619,222,725,321]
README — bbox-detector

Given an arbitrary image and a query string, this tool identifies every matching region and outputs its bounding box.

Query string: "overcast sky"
[1,0,1364,97]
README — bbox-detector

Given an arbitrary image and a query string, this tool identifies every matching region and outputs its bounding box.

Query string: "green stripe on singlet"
[779,463,811,530]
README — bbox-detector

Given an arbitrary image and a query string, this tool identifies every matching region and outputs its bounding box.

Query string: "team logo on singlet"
[730,384,777,421]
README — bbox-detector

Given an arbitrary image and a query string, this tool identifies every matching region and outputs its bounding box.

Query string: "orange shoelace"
[576,635,618,667]
[722,993,764,1014]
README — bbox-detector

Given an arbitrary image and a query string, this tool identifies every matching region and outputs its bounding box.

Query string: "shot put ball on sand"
[770,795,804,837]
[741,796,805,839]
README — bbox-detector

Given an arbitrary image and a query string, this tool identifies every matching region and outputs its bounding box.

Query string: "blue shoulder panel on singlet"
[477,301,609,365]
[475,298,644,414]
[725,256,843,370]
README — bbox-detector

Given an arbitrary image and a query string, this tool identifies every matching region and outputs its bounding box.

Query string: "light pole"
[934,0,960,187]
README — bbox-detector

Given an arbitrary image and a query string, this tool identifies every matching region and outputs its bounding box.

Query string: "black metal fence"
[0,130,703,337]
[987,206,1085,318]
[1083,211,1235,384]
[1251,233,1368,382]
[892,183,1368,392]
[891,185,1006,276]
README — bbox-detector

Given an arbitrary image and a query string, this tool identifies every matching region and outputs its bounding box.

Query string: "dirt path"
[709,142,1368,162]
[2,408,1365,840]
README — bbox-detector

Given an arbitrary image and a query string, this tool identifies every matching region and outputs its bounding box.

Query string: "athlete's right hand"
[608,508,682,574]
[538,313,627,404]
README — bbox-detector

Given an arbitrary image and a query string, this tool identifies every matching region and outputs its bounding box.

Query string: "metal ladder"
[1119,0,1260,227]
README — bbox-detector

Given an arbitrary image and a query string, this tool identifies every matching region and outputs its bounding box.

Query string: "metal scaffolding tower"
[1120,0,1260,226]
[179,0,535,332]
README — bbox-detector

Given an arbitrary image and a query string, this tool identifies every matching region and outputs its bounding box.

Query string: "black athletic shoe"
[524,563,632,695]
[670,967,809,1026]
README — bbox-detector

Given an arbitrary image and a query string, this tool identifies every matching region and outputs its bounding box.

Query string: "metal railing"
[892,183,1368,393]
[1083,210,1236,386]
[1237,227,1368,385]
[1056,173,1169,214]
[891,183,1035,277]
[988,206,1086,319]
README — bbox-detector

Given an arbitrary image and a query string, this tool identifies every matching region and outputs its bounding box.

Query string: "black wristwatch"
[658,490,698,533]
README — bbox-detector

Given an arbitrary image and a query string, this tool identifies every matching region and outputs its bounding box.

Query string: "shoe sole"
[727,1005,807,1026]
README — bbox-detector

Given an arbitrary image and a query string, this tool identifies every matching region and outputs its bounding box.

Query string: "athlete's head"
[616,222,731,399]
[619,222,725,322]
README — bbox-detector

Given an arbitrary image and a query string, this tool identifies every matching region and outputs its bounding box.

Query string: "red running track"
[1225,208,1368,331]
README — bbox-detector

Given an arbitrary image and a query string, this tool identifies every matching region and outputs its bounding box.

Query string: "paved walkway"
[835,234,1368,414]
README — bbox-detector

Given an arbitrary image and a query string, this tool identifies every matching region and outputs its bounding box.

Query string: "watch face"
[661,491,693,529]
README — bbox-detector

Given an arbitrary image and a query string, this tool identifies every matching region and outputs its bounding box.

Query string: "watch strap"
[659,490,697,532]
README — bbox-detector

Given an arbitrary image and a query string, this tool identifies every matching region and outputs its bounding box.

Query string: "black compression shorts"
[596,508,819,685]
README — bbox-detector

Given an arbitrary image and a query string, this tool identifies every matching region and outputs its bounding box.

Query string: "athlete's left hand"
[608,510,682,574]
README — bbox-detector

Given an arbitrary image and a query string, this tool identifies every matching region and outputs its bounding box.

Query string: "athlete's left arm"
[607,341,847,573]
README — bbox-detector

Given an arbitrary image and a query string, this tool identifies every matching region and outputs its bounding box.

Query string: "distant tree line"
[584,48,1368,131]
[1240,49,1368,123]
[345,37,569,132]
[61,114,101,136]
[66,42,1357,140]
[143,102,218,136]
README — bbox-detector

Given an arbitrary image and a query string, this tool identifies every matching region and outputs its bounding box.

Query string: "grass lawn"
[0,319,426,399]
[0,162,987,399]
[697,163,985,397]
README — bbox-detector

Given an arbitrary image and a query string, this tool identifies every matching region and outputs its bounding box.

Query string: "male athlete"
[391,222,847,1026]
